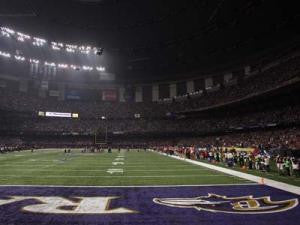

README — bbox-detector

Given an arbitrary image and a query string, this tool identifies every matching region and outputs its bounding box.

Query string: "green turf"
[0,149,251,186]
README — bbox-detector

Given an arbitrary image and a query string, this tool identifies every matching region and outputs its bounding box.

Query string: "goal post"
[94,126,108,145]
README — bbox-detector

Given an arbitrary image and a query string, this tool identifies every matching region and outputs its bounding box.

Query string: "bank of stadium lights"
[66,48,75,53]
[1,27,15,35]
[0,26,103,56]
[14,55,25,61]
[17,37,25,42]
[79,46,92,54]
[70,65,80,70]
[96,66,105,72]
[51,42,64,51]
[1,31,10,38]
[29,58,39,64]
[0,51,11,58]
[52,45,60,50]
[58,64,69,69]
[82,65,93,71]
[65,44,77,53]
[33,37,46,47]
[44,61,56,67]
[1,27,14,38]
[16,32,31,42]
[1,48,105,72]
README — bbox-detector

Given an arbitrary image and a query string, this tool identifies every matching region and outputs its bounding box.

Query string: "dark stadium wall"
[176,81,187,96]
[142,85,152,102]
[158,83,170,100]
[194,78,205,92]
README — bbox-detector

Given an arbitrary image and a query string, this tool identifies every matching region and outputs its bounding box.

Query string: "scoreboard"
[38,111,79,118]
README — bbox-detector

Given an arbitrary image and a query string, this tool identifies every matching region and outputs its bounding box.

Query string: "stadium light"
[1,26,103,56]
[1,27,15,34]
[14,55,25,61]
[80,50,90,54]
[82,65,93,71]
[96,66,105,72]
[17,37,25,42]
[0,51,11,58]
[44,61,56,67]
[51,41,63,50]
[52,45,61,50]
[33,37,46,43]
[1,48,106,73]
[17,32,31,40]
[66,48,75,53]
[29,58,39,64]
[33,37,46,47]
[1,31,11,38]
[94,47,104,55]
[58,64,69,68]
[70,65,78,70]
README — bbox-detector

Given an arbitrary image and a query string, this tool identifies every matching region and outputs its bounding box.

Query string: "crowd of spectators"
[0,52,299,120]
[1,127,299,152]
[176,128,300,150]
[0,137,26,153]
[163,54,300,113]
[194,148,300,177]
[154,128,300,176]
[0,49,300,157]
[0,104,298,136]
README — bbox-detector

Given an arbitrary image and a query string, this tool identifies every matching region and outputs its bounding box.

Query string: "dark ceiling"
[0,0,299,82]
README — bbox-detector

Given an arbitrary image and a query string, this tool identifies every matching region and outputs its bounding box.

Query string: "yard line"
[0,164,203,168]
[0,183,258,188]
[0,162,184,165]
[0,164,55,167]
[0,174,231,178]
[0,168,211,172]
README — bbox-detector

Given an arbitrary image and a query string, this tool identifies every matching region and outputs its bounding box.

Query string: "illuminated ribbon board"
[45,112,72,118]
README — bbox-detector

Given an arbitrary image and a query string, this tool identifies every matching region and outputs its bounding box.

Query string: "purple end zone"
[0,184,299,225]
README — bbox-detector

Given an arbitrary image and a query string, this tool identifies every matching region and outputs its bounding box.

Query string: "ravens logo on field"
[153,193,298,214]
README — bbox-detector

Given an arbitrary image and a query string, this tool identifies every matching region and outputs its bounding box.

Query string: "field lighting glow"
[0,26,104,56]
[0,48,106,72]
[0,51,11,58]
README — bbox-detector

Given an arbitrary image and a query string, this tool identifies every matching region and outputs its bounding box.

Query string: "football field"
[0,149,250,186]
[0,149,299,225]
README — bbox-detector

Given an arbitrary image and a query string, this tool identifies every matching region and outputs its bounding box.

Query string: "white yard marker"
[106,154,125,174]
[115,158,124,161]
[112,162,124,165]
[107,169,124,174]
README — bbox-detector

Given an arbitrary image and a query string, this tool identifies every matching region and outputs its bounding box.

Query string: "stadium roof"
[0,0,299,82]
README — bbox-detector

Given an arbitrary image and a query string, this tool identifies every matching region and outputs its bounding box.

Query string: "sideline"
[153,150,300,195]
[0,183,258,188]
[0,174,232,178]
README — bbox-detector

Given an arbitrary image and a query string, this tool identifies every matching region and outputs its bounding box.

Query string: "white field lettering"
[106,153,125,174]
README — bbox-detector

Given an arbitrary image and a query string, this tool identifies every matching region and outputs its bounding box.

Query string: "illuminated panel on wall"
[45,112,72,118]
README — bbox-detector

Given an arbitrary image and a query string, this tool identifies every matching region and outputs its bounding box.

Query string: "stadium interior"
[0,1,299,225]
